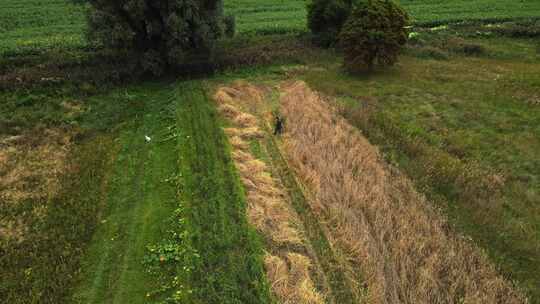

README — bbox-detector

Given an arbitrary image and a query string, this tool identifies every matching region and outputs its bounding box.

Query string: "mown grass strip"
[170,83,273,303]
[73,85,179,304]
[262,126,361,304]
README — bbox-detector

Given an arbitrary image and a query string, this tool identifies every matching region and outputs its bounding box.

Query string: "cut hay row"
[279,81,526,304]
[214,84,325,304]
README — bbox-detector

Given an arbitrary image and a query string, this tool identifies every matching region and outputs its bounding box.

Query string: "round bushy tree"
[339,0,409,72]
[85,0,229,75]
[307,0,352,46]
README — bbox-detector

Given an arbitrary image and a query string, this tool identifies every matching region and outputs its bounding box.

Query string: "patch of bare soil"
[214,82,325,304]
[279,81,526,304]
[0,127,75,243]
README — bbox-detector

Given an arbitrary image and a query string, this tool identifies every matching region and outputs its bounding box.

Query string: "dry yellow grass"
[214,81,267,105]
[0,128,74,243]
[214,84,325,304]
[233,112,259,128]
[224,127,264,139]
[280,81,526,304]
[218,103,242,119]
[229,135,250,150]
[265,253,325,304]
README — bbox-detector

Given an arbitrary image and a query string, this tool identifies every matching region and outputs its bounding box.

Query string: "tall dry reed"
[280,81,526,304]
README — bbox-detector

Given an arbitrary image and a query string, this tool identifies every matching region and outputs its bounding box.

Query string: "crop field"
[0,0,86,55]
[1,0,540,304]
[2,0,540,55]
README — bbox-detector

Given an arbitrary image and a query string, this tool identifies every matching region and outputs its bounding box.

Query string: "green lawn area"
[399,0,540,25]
[0,0,86,55]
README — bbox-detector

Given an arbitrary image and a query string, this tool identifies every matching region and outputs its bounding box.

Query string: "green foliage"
[84,0,227,75]
[144,206,200,303]
[224,14,236,38]
[307,0,352,46]
[339,0,409,72]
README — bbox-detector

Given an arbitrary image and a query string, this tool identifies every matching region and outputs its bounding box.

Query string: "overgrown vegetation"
[307,0,352,46]
[280,81,525,303]
[301,29,540,301]
[224,94,324,303]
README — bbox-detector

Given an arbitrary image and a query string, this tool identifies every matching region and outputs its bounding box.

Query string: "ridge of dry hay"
[214,83,325,304]
[280,81,526,304]
[0,128,75,243]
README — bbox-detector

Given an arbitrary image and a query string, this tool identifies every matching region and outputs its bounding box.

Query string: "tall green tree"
[84,0,227,74]
[307,0,352,46]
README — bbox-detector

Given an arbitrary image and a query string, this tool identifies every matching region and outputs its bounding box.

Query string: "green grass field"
[0,0,86,56]
[72,85,179,304]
